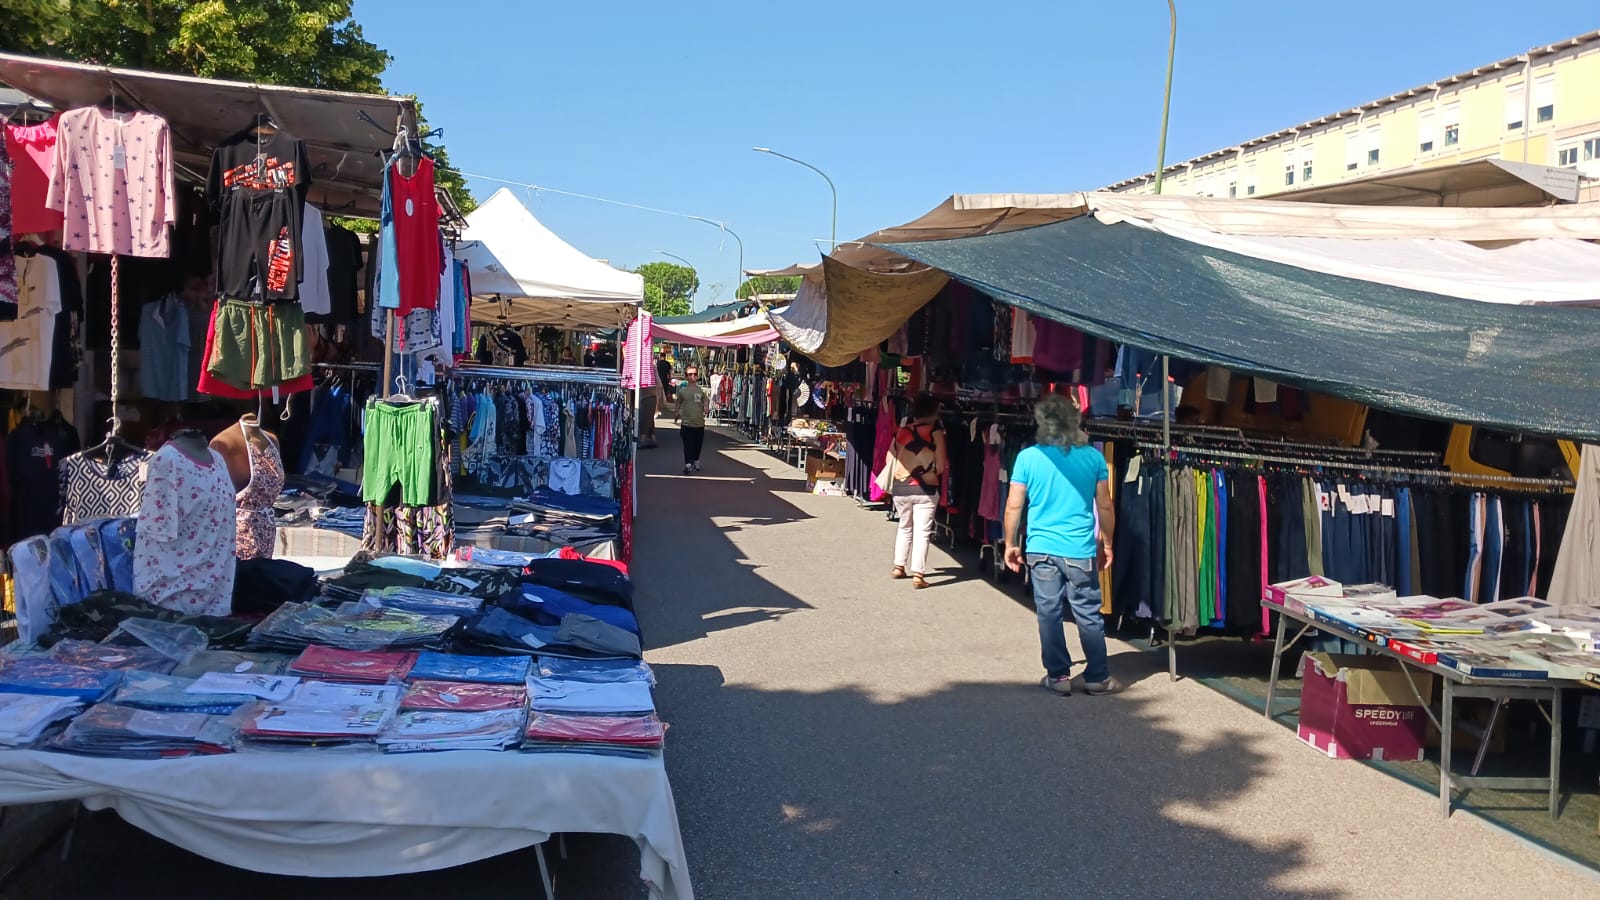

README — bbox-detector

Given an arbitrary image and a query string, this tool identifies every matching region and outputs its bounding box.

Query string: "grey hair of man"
[1032,393,1088,448]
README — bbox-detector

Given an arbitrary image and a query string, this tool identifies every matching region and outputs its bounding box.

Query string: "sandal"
[891,566,908,580]
[912,574,930,590]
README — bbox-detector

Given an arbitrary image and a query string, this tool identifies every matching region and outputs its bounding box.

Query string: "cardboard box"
[1297,653,1435,761]
[811,478,845,496]
[805,453,845,483]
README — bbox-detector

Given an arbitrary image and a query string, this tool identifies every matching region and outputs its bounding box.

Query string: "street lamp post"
[656,251,694,269]
[688,216,744,302]
[1153,0,1178,196]
[753,147,837,249]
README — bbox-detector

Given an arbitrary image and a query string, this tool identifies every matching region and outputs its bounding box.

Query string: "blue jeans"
[1028,554,1110,683]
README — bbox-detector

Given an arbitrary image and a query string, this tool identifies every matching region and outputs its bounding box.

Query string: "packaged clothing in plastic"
[48,703,235,758]
[288,646,417,684]
[46,639,175,674]
[114,671,259,714]
[400,679,526,712]
[510,584,640,635]
[0,692,82,746]
[535,656,655,686]
[523,711,665,749]
[528,679,655,715]
[407,651,530,685]
[102,618,208,664]
[377,708,525,753]
[0,657,121,703]
[170,650,293,679]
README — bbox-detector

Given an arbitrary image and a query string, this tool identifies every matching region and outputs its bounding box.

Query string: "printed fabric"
[235,431,285,560]
[0,130,14,316]
[206,126,311,300]
[58,449,151,524]
[133,445,237,615]
[46,107,175,257]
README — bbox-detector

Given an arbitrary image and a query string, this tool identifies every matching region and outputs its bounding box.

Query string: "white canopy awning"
[459,189,643,329]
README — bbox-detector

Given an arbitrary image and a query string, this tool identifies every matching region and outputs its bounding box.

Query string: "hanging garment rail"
[453,363,622,387]
[314,362,382,374]
[1088,418,1442,462]
[1135,441,1573,489]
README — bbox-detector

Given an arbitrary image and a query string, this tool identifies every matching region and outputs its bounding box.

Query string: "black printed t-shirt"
[311,222,365,324]
[7,417,81,540]
[207,127,312,302]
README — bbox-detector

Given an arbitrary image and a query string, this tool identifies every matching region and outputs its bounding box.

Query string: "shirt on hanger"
[207,125,312,300]
[5,116,64,235]
[312,221,364,324]
[297,203,333,315]
[46,107,175,258]
[137,293,191,402]
[380,156,442,314]
[0,254,62,390]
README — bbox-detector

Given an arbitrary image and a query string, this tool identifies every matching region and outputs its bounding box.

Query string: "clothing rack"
[1135,441,1573,490]
[1087,418,1443,463]
[454,363,622,387]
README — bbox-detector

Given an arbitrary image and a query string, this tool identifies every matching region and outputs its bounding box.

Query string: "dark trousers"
[682,426,705,465]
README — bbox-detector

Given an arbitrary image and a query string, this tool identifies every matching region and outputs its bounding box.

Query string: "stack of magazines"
[377,708,527,753]
[0,692,83,745]
[0,658,122,703]
[238,682,401,747]
[46,704,236,758]
[289,646,418,683]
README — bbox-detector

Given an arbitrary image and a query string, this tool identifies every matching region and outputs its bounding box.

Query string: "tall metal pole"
[1153,0,1178,195]
[689,216,745,301]
[753,147,837,248]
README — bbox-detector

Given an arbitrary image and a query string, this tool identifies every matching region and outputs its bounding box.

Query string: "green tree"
[634,262,698,317]
[0,1,475,215]
[737,274,802,299]
[641,283,690,318]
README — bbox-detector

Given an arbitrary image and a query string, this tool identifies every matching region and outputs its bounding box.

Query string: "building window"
[1586,137,1600,161]
[1367,148,1380,165]
[1364,124,1381,167]
[1417,108,1437,153]
[1284,164,1295,186]
[1558,145,1579,166]
[1535,73,1555,124]
[1445,124,1460,145]
[1345,131,1361,171]
[1247,185,1256,196]
[1228,182,1237,198]
[1505,82,1525,131]
[1303,159,1313,182]
[1443,101,1461,146]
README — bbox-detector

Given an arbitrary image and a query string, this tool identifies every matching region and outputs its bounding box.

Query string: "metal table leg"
[1551,687,1564,820]
[536,841,555,899]
[1441,679,1454,817]
[1264,610,1287,718]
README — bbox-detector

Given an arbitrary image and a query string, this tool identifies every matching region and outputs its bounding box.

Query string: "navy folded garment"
[522,559,633,604]
[523,489,620,519]
[506,584,640,636]
[460,608,635,661]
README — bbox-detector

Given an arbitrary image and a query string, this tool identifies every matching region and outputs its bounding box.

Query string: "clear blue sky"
[359,1,1598,306]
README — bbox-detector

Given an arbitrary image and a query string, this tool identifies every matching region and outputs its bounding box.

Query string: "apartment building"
[1108,31,1600,204]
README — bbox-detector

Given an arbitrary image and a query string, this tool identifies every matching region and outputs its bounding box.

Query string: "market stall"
[0,53,689,897]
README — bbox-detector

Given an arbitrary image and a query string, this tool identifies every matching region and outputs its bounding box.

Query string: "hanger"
[82,417,141,466]
[247,110,277,137]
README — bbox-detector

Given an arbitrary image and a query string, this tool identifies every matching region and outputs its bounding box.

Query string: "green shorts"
[361,402,436,506]
[206,300,310,390]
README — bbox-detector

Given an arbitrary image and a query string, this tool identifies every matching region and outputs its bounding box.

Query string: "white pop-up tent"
[458,188,644,328]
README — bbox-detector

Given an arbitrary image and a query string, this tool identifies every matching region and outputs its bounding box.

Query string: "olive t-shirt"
[675,383,709,428]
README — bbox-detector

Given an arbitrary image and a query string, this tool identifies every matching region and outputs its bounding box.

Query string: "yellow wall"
[1122,41,1600,195]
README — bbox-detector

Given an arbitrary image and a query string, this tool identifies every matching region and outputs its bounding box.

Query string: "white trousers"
[893,494,938,575]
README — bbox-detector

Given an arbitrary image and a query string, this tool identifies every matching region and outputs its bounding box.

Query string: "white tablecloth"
[0,748,692,899]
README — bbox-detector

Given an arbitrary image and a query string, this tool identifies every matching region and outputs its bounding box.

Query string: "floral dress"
[134,444,236,615]
[235,424,285,559]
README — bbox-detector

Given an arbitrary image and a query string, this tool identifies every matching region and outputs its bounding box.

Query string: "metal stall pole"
[1162,354,1177,682]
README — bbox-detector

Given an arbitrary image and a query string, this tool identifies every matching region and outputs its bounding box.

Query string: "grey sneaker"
[1083,677,1122,696]
[683,464,693,474]
[692,462,701,472]
[1040,674,1072,696]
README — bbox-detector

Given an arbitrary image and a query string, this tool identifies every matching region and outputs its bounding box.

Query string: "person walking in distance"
[673,365,709,473]
[1004,393,1121,696]
[888,394,948,590]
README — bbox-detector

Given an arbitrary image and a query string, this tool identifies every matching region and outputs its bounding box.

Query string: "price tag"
[234,662,255,673]
[440,692,460,705]
[112,145,127,170]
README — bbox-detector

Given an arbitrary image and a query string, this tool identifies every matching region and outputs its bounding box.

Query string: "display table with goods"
[0,543,690,899]
[1260,579,1600,820]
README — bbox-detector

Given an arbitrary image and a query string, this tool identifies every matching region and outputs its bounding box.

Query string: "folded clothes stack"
[360,587,485,617]
[113,671,266,714]
[237,682,402,747]
[289,646,418,683]
[378,709,527,753]
[248,602,459,652]
[46,639,179,674]
[47,704,236,758]
[522,711,665,758]
[0,658,123,704]
[170,650,294,678]
[408,651,531,684]
[0,693,84,746]
[402,680,527,712]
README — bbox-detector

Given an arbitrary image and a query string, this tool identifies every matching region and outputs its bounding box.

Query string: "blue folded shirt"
[409,651,532,684]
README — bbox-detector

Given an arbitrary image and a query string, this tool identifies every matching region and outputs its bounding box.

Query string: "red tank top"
[390,156,442,315]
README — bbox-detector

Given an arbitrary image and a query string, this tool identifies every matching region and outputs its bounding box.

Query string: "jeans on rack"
[1028,554,1110,683]
[893,494,937,576]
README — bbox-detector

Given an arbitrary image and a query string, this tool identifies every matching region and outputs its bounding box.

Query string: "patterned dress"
[234,424,285,559]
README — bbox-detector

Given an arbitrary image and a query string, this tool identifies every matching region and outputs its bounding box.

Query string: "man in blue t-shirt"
[1004,393,1120,696]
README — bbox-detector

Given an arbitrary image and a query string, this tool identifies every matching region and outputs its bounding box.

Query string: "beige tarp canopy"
[772,191,1600,363]
[0,52,415,218]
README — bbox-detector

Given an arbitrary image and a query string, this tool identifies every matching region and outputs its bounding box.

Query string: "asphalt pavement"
[3,422,1596,899]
